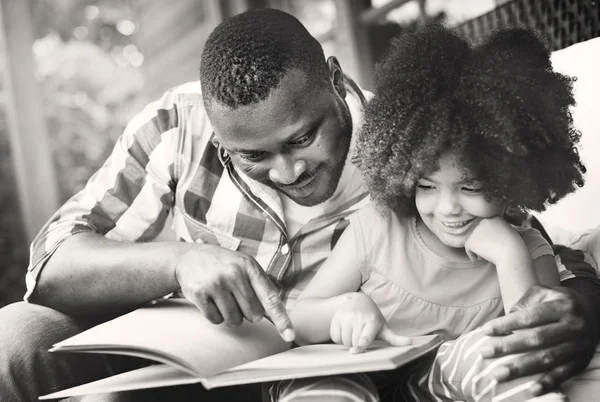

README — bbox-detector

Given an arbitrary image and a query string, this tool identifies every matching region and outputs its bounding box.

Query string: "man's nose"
[269,155,307,185]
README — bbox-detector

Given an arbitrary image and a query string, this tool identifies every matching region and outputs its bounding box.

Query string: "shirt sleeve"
[348,203,391,282]
[516,226,555,260]
[553,244,600,285]
[24,86,203,300]
[518,226,600,285]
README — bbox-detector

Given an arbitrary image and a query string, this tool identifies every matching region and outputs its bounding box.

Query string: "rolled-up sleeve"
[25,89,186,300]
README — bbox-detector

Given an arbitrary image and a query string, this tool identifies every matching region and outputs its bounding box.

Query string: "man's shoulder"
[155,81,205,109]
[124,81,214,155]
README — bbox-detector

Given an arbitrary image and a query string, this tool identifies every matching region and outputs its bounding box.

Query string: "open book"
[41,299,443,399]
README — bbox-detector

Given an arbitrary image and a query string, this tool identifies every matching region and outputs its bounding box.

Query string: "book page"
[226,336,439,371]
[204,335,442,389]
[51,299,290,377]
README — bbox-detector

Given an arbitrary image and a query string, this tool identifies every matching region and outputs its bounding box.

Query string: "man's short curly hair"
[353,23,585,216]
[200,8,329,109]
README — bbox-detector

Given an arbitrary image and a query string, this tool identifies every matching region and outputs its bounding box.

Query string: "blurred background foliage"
[0,0,144,307]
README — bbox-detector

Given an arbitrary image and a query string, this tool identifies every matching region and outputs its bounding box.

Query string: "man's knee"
[0,302,84,362]
[0,301,91,400]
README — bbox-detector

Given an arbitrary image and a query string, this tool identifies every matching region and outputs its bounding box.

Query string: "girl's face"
[415,151,507,252]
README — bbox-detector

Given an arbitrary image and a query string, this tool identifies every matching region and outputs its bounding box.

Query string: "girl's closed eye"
[416,182,435,191]
[461,185,482,195]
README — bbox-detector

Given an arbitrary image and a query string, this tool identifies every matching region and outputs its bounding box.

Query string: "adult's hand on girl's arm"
[479,285,599,396]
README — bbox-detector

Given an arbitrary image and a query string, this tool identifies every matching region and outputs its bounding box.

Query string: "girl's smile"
[438,217,477,232]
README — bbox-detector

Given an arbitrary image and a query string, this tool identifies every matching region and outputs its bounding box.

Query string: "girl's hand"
[330,292,412,353]
[464,216,525,264]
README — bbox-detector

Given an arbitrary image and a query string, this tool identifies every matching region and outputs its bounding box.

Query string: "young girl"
[270,24,585,402]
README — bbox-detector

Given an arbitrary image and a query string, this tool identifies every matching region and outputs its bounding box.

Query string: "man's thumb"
[378,324,412,346]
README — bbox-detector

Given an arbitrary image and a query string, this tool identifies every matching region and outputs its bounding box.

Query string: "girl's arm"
[465,217,540,311]
[494,232,560,311]
[493,243,539,312]
[290,223,363,345]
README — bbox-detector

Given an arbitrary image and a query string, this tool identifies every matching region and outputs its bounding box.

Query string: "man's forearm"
[30,232,190,316]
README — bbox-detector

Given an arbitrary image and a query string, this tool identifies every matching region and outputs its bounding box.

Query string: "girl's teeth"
[444,220,469,228]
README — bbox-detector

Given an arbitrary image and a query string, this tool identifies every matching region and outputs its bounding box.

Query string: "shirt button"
[281,244,290,255]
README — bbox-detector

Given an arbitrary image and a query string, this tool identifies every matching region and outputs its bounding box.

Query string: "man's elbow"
[27,268,64,311]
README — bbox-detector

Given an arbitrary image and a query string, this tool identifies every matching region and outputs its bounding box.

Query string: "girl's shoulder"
[350,202,412,239]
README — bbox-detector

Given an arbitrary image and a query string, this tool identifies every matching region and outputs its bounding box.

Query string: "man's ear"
[327,56,346,99]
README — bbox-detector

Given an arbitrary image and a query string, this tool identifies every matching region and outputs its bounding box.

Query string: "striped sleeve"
[25,87,203,300]
[553,244,600,284]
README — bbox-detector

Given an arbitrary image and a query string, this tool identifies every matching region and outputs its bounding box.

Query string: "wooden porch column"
[334,0,374,90]
[0,0,59,241]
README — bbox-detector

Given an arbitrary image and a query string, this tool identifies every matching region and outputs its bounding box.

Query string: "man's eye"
[293,135,310,145]
[239,151,265,161]
[291,131,315,146]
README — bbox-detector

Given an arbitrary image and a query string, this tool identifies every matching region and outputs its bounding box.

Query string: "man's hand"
[175,244,295,342]
[330,292,411,354]
[480,285,599,395]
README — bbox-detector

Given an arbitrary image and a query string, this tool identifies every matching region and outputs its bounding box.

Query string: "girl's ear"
[327,56,346,99]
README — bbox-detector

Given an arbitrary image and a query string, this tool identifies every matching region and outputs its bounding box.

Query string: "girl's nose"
[436,191,461,215]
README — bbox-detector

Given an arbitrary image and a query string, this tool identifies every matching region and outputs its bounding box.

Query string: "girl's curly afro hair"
[354,23,585,216]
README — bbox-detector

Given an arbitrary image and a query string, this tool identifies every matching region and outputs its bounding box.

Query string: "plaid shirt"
[25,78,371,306]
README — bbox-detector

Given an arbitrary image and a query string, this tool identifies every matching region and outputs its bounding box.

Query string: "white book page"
[52,299,290,376]
[226,336,439,372]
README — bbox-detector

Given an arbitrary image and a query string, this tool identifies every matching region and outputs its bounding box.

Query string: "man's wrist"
[169,241,196,290]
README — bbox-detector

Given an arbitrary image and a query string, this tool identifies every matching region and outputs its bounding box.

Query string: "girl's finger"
[350,320,379,354]
[351,321,366,348]
[341,321,353,347]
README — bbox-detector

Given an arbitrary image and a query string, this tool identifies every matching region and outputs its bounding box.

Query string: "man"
[0,8,598,402]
